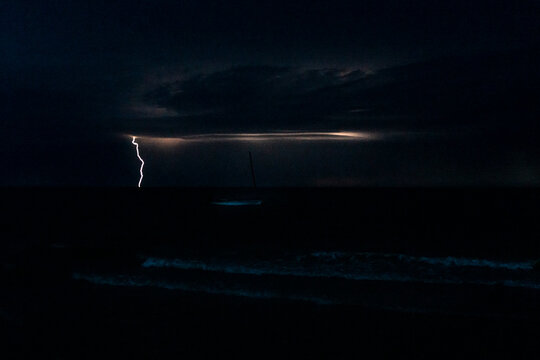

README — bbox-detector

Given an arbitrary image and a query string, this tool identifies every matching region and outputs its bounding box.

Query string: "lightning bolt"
[131,136,144,187]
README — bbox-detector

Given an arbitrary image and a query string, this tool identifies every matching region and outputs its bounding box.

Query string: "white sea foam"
[140,254,540,289]
[309,251,534,270]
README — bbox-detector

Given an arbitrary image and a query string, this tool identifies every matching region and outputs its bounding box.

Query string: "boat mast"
[249,151,257,188]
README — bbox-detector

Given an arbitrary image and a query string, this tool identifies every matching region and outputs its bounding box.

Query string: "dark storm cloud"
[3,0,540,136]
[136,66,367,133]
[127,47,540,136]
[342,48,540,131]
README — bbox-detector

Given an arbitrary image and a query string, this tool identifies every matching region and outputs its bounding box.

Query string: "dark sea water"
[1,188,540,358]
[71,250,539,313]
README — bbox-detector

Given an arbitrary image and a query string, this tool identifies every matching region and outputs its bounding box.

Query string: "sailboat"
[211,151,262,206]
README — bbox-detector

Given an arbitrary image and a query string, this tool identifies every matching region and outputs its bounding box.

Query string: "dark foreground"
[1,188,540,358]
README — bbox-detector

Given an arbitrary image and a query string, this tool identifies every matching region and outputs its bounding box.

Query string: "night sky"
[2,0,540,186]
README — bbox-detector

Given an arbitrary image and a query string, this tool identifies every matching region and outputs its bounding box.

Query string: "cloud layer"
[127,48,540,137]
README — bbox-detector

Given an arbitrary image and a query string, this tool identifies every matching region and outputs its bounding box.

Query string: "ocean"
[1,188,539,358]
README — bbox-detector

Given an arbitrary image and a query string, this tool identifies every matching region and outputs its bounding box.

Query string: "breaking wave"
[309,252,534,270]
[140,251,538,288]
[71,251,540,317]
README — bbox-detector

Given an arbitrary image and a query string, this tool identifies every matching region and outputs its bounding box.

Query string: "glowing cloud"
[129,131,381,145]
[131,136,145,187]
